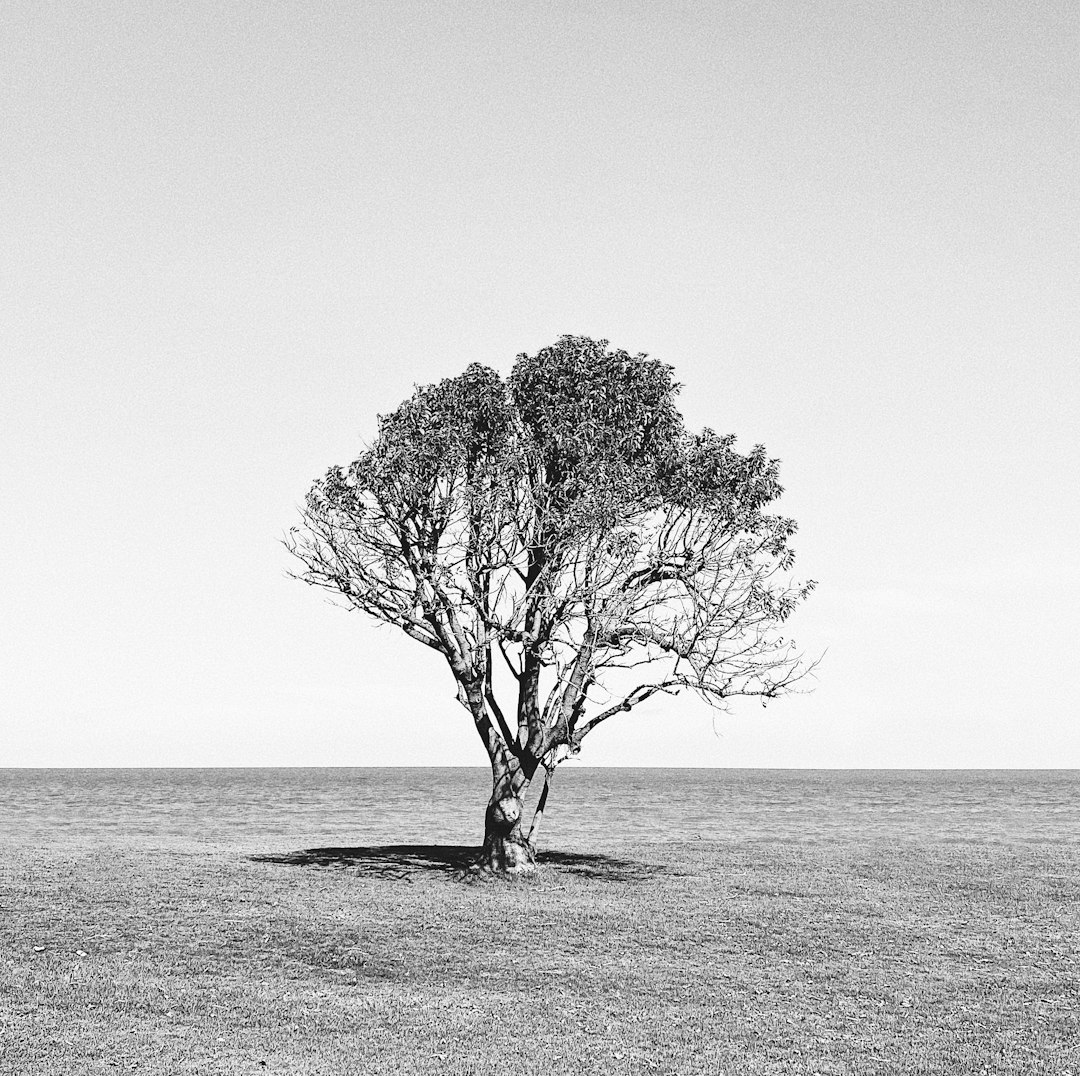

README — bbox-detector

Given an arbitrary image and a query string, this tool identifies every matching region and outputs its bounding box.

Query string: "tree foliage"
[288,336,815,868]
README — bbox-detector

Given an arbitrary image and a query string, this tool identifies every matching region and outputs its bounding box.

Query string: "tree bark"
[479,789,536,872]
[527,768,551,846]
[478,757,539,872]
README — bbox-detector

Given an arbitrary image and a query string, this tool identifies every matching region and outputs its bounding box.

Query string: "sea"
[0,768,1077,849]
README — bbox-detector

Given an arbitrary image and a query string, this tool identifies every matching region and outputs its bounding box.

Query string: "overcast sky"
[3,0,1077,768]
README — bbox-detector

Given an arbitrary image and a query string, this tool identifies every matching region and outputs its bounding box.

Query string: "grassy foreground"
[1,836,1078,1075]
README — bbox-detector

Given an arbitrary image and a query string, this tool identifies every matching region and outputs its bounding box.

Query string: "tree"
[287,336,815,871]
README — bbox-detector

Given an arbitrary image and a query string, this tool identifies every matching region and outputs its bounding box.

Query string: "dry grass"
[1,836,1078,1074]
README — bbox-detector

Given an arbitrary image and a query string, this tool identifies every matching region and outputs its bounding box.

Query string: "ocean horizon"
[2,767,1077,849]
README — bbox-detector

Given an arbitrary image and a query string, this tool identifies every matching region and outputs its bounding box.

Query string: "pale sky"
[3,0,1077,768]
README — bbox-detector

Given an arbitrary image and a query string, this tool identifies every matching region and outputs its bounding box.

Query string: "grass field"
[1,836,1077,1074]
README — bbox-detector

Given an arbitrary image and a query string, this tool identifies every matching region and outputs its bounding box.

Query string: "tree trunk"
[479,789,536,873]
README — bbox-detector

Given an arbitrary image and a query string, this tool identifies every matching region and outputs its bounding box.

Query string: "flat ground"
[1,837,1077,1075]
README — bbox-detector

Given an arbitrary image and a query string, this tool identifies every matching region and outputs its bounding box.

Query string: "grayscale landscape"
[2,0,1077,1072]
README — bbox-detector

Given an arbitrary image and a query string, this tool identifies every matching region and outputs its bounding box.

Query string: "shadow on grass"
[250,844,663,882]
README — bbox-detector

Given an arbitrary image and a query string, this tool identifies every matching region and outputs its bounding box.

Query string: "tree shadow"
[541,848,666,881]
[250,843,663,882]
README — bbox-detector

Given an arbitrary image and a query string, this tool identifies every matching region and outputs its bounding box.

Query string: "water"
[1,768,1077,849]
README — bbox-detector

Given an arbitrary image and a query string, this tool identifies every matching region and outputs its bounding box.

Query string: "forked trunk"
[479,790,536,873]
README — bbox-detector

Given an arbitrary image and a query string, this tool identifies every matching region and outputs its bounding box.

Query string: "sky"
[2,0,1077,768]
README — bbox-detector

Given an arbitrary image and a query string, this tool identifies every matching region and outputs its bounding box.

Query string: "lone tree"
[288,336,815,871]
